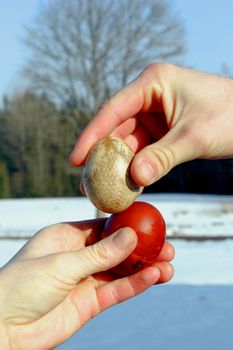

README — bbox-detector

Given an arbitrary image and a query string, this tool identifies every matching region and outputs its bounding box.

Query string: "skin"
[3,62,231,349]
[70,63,233,187]
[0,219,174,350]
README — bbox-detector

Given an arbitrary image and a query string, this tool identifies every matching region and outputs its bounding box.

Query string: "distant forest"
[0,93,83,198]
[144,158,233,195]
[0,92,233,199]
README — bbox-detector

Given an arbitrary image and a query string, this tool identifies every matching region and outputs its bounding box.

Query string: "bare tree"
[23,0,185,118]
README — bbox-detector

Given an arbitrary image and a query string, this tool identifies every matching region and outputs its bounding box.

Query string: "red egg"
[102,201,166,276]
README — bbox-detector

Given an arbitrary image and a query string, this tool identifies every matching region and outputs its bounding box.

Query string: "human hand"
[70,63,233,186]
[0,219,174,350]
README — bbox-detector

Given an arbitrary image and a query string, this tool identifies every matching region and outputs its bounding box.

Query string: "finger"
[152,261,174,284]
[12,223,86,261]
[22,265,159,349]
[96,266,160,311]
[124,123,151,153]
[140,111,169,140]
[70,81,145,166]
[110,116,138,139]
[92,241,175,286]
[131,125,199,186]
[156,241,175,262]
[56,227,138,282]
[70,218,107,245]
[14,220,107,261]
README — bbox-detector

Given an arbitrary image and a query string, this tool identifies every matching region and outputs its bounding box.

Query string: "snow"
[0,197,96,237]
[0,194,233,238]
[141,193,233,238]
[57,284,233,350]
[1,238,233,285]
[173,239,233,284]
[0,195,232,350]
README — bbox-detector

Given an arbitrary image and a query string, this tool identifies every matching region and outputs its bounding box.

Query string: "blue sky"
[176,0,233,70]
[0,0,232,101]
[0,0,39,99]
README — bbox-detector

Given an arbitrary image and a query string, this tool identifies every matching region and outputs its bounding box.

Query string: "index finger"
[70,80,145,166]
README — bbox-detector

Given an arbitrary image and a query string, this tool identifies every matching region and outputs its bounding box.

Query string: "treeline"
[0,92,88,198]
[144,158,233,195]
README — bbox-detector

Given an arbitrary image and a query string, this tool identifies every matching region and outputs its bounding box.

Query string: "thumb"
[131,129,196,186]
[56,227,137,282]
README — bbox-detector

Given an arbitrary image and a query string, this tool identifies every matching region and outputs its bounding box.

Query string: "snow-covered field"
[57,284,233,350]
[1,194,233,239]
[0,194,232,350]
[1,238,232,285]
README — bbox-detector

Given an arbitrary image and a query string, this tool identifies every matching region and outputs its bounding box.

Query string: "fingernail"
[139,161,156,185]
[113,228,136,250]
[69,147,82,166]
